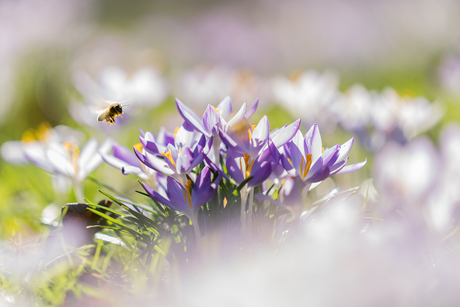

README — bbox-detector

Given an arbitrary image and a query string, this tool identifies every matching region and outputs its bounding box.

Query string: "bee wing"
[97,110,108,122]
[90,104,107,115]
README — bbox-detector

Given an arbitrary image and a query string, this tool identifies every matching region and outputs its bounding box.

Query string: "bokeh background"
[1,0,460,305]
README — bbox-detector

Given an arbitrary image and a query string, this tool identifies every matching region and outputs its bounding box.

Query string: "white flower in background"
[335,85,444,151]
[333,84,373,131]
[271,70,340,130]
[439,53,460,95]
[1,123,84,165]
[397,95,444,140]
[371,88,444,140]
[24,137,112,201]
[373,137,440,210]
[174,65,270,110]
[69,66,168,129]
[1,123,111,201]
[173,65,233,108]
[227,69,271,108]
[427,123,460,232]
[74,66,168,106]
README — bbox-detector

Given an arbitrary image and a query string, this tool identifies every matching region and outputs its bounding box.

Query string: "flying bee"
[95,101,129,126]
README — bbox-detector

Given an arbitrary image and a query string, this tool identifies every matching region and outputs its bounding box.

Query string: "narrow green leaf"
[236,176,253,193]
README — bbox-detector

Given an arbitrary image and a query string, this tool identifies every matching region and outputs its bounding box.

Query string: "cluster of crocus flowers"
[110,96,367,241]
[1,123,111,201]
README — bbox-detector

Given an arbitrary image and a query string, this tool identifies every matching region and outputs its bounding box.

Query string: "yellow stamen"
[241,153,254,179]
[322,147,325,153]
[223,197,228,208]
[183,179,193,209]
[212,106,219,113]
[22,129,37,143]
[248,125,256,140]
[162,149,176,168]
[300,153,312,179]
[134,143,143,152]
[63,141,80,173]
[174,127,179,139]
[37,122,52,142]
[21,122,52,143]
[289,69,303,82]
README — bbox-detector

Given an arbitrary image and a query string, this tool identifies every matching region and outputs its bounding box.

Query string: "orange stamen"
[300,153,312,179]
[174,127,179,139]
[134,143,143,152]
[63,141,80,173]
[183,179,193,209]
[162,149,176,168]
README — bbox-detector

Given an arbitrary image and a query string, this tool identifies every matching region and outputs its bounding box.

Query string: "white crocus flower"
[23,138,112,201]
[271,70,340,131]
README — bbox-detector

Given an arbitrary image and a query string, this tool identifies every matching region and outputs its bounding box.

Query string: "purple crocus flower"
[176,96,259,138]
[219,116,300,157]
[176,96,258,164]
[226,140,280,187]
[138,126,175,156]
[134,123,209,185]
[100,141,157,182]
[142,166,221,239]
[281,124,367,185]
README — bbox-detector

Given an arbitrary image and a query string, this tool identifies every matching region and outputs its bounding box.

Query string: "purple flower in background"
[281,124,367,185]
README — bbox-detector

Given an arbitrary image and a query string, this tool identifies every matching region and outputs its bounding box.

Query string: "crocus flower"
[281,124,367,185]
[226,140,280,188]
[101,127,174,187]
[24,137,112,201]
[134,123,208,185]
[142,166,221,239]
[176,96,258,163]
[100,141,157,185]
[271,70,339,130]
[219,115,300,163]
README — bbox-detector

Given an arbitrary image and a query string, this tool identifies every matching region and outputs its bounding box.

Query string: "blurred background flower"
[2,0,460,305]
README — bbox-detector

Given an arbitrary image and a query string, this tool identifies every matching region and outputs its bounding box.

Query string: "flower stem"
[247,187,254,241]
[191,214,202,245]
[240,187,248,237]
[73,179,84,202]
[213,139,223,210]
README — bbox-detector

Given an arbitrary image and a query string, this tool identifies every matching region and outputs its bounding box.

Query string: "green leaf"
[87,208,140,237]
[236,176,253,193]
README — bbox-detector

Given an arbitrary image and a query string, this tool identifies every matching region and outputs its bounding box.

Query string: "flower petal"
[335,158,367,174]
[225,148,245,184]
[249,116,270,156]
[176,98,209,136]
[216,96,233,119]
[337,137,354,162]
[202,105,220,136]
[134,147,174,175]
[304,124,322,162]
[245,99,259,119]
[112,143,141,167]
[227,103,248,128]
[270,119,301,148]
